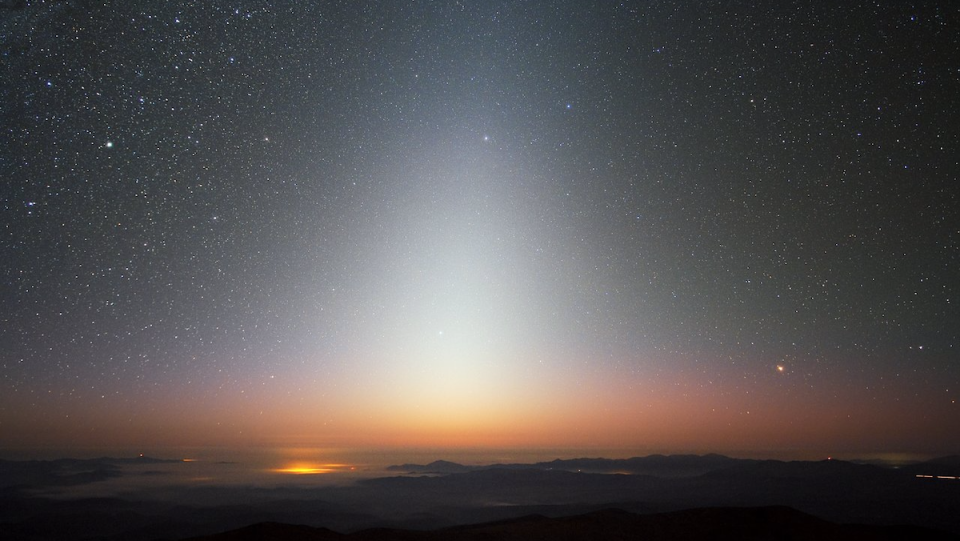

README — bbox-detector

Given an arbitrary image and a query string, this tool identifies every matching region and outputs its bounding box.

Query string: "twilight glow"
[1,1,958,461]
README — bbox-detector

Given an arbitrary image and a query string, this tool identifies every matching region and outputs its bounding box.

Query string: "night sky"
[2,1,959,459]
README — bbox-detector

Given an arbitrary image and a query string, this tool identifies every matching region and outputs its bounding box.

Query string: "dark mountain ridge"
[183,506,960,541]
[386,453,932,478]
[3,454,958,540]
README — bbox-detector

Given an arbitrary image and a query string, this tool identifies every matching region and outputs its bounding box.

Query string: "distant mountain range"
[0,455,181,489]
[386,453,960,478]
[2,454,958,540]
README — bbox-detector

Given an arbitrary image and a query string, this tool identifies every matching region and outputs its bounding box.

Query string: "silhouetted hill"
[184,521,346,541]
[500,454,744,477]
[700,458,895,483]
[926,455,960,467]
[184,506,960,541]
[387,454,748,477]
[383,455,905,483]
[902,456,960,476]
[0,456,180,489]
[385,460,474,474]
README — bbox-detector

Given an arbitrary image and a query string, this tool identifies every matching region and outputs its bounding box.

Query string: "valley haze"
[1,452,958,540]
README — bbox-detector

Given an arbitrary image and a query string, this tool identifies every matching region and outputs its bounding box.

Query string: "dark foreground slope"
[185,507,959,541]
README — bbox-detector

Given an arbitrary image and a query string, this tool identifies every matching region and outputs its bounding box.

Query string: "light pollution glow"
[272,463,352,475]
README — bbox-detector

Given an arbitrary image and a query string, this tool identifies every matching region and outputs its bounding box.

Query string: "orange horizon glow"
[2,350,958,459]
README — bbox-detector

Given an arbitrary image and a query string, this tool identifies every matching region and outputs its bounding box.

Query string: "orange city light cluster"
[272,462,351,475]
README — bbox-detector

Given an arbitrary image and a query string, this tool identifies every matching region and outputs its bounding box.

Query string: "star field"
[2,1,959,456]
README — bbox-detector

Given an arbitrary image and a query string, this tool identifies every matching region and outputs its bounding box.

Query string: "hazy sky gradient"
[2,1,958,458]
